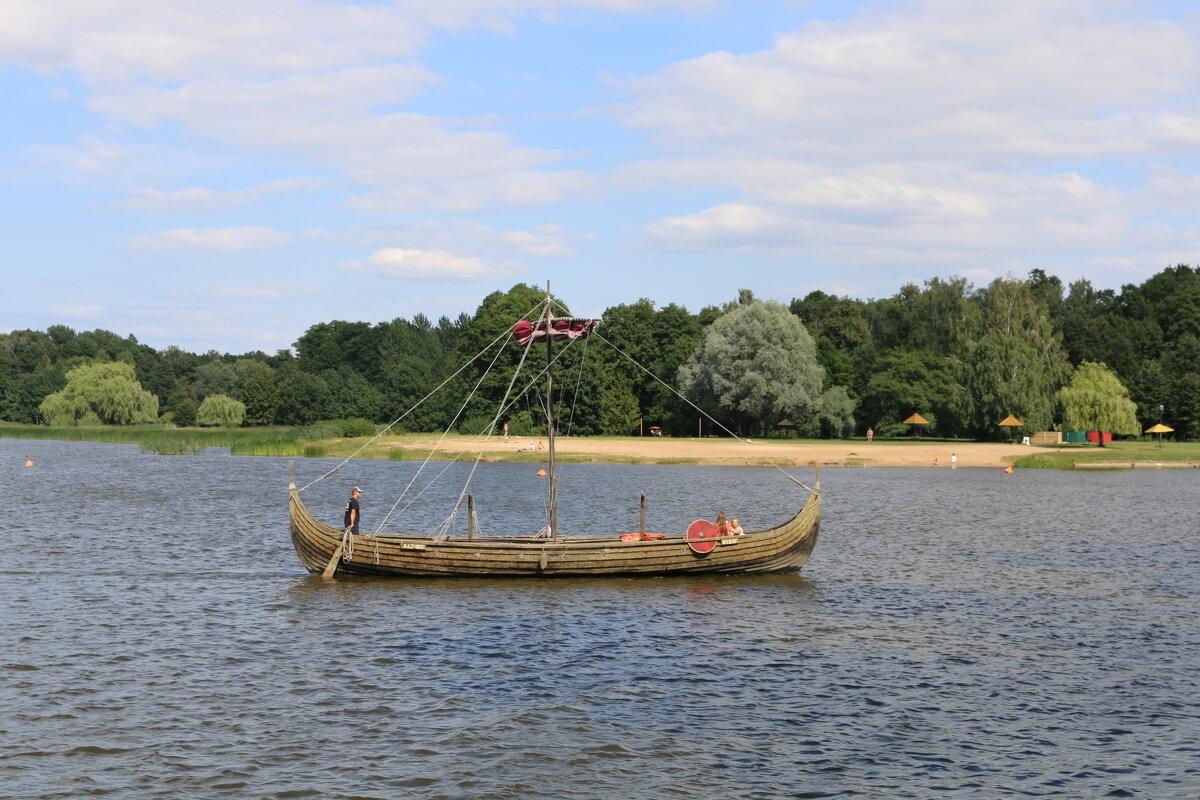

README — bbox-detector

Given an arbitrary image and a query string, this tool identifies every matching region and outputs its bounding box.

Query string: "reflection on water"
[1,438,1197,799]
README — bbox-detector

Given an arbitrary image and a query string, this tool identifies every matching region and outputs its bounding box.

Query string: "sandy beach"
[389,435,1034,468]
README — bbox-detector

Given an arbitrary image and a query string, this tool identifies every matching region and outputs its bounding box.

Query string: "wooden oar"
[321,539,345,579]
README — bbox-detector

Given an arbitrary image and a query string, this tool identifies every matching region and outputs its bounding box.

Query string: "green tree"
[857,348,961,437]
[958,277,1071,438]
[451,284,567,435]
[322,366,384,421]
[1057,362,1140,445]
[679,300,825,436]
[815,385,856,438]
[165,377,198,427]
[193,359,239,399]
[644,303,704,436]
[2,364,65,423]
[1163,333,1200,440]
[275,371,333,425]
[239,365,278,426]
[39,362,159,426]
[1171,373,1200,441]
[598,371,641,435]
[197,394,246,427]
[295,320,383,382]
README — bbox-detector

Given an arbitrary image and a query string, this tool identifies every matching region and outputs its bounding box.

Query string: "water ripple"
[1,440,1197,798]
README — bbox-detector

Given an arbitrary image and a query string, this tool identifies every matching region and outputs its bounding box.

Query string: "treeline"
[2,267,1198,440]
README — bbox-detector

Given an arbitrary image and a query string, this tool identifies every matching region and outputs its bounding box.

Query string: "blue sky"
[3,0,1199,354]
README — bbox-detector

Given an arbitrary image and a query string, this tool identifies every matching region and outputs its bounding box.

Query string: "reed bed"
[0,423,331,457]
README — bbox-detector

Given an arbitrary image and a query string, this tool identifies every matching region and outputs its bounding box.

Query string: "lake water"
[1,438,1197,799]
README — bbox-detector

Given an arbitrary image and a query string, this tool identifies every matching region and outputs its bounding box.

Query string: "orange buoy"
[1003,466,1014,474]
[536,468,547,476]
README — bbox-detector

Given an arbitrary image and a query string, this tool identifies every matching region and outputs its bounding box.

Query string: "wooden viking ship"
[289,287,821,578]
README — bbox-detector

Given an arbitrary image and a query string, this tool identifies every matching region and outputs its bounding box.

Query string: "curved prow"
[290,488,344,574]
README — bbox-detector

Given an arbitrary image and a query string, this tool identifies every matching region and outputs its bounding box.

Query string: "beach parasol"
[998,414,1024,443]
[1145,422,1173,449]
[902,413,929,439]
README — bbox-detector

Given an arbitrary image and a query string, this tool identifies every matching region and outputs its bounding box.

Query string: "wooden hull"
[289,485,820,578]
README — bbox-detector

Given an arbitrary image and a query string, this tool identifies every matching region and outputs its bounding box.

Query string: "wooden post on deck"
[468,493,476,540]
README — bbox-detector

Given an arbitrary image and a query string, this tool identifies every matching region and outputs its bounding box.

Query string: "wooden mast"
[544,283,558,539]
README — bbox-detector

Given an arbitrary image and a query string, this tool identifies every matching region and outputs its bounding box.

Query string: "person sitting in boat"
[729,517,744,536]
[344,487,362,534]
[715,511,729,536]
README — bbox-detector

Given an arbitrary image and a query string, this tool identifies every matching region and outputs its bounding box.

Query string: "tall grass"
[0,422,337,457]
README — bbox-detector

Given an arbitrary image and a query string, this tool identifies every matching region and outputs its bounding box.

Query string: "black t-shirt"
[344,497,360,529]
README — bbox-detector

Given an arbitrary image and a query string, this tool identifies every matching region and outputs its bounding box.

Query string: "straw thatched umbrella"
[902,412,929,439]
[1145,422,1173,449]
[996,414,1023,441]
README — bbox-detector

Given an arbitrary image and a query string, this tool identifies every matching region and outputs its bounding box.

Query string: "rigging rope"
[371,335,586,537]
[442,294,562,537]
[372,329,516,534]
[592,329,816,494]
[295,323,517,494]
[563,333,590,437]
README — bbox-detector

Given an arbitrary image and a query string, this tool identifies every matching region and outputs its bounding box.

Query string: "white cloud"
[1,0,707,84]
[5,1,690,215]
[127,226,293,252]
[109,177,328,212]
[614,1,1200,275]
[307,219,582,257]
[173,281,318,300]
[46,305,105,319]
[346,247,518,280]
[613,1,1199,164]
[87,63,595,213]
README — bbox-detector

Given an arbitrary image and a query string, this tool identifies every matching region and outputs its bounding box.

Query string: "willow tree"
[1057,362,1139,445]
[39,362,159,426]
[959,278,1071,437]
[679,300,826,436]
[197,394,246,427]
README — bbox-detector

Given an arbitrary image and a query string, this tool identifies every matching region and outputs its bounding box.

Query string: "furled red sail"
[513,318,598,347]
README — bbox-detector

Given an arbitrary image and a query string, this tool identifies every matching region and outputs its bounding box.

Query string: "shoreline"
[4,426,1196,468]
[353,435,1032,468]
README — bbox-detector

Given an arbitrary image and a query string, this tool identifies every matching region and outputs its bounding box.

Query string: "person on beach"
[344,487,362,534]
[932,457,939,466]
[503,422,509,441]
[951,453,957,469]
[729,518,745,536]
[867,427,874,443]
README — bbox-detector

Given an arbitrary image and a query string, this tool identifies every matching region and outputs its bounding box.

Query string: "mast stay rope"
[593,329,816,495]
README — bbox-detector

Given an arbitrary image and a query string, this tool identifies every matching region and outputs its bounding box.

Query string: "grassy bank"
[0,424,658,464]
[5,422,1196,468]
[0,422,326,456]
[1012,440,1200,468]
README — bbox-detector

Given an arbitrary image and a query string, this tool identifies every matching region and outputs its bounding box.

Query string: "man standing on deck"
[344,487,362,534]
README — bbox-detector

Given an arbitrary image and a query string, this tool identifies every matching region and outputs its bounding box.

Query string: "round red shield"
[686,519,718,554]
